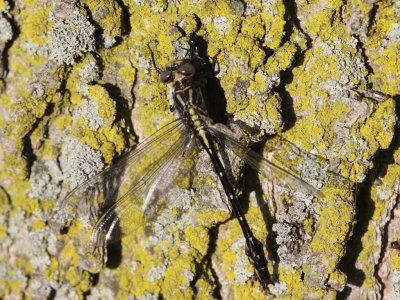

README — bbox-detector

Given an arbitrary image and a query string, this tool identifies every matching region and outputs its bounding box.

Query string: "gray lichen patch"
[76,56,101,92]
[59,136,104,188]
[148,189,198,244]
[273,200,315,268]
[0,14,13,78]
[0,205,58,297]
[29,159,63,200]
[230,237,253,284]
[74,96,105,131]
[0,16,12,43]
[213,16,230,35]
[147,264,167,282]
[48,12,96,65]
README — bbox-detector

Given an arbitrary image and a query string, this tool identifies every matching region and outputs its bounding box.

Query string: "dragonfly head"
[160,60,196,86]
[160,58,209,89]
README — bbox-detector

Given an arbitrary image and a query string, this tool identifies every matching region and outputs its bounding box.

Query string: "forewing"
[51,119,190,267]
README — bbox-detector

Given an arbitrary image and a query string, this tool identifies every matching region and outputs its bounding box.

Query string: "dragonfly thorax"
[161,60,209,118]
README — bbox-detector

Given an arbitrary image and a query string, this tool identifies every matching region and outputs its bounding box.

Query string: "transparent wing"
[208,124,339,197]
[51,119,192,265]
[262,136,354,192]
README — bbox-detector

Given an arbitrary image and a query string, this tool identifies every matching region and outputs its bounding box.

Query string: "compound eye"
[160,70,172,83]
[178,63,195,76]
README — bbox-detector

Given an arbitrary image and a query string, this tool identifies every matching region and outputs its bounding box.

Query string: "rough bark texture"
[0,0,399,299]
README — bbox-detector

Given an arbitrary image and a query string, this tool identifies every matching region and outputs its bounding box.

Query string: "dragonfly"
[52,55,337,289]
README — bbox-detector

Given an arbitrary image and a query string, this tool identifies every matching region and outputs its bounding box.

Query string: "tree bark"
[0,0,399,299]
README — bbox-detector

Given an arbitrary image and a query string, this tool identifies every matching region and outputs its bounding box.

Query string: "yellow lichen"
[84,0,123,38]
[360,99,396,149]
[0,0,6,10]
[366,2,400,95]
